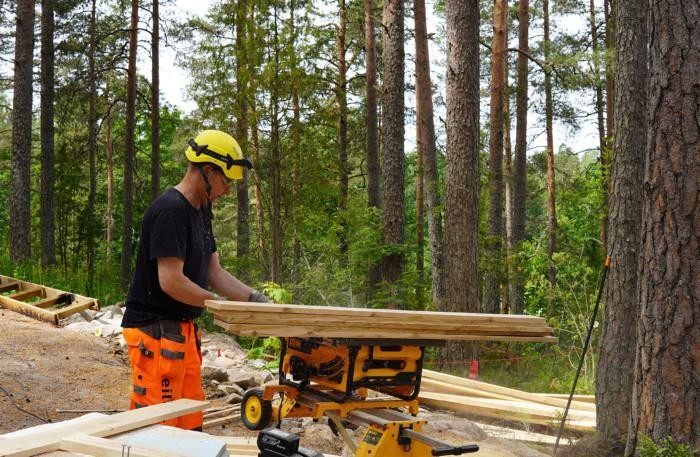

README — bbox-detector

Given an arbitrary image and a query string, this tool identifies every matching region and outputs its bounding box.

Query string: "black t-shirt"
[121,188,217,327]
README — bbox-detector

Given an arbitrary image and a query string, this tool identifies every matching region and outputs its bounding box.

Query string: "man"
[121,129,269,430]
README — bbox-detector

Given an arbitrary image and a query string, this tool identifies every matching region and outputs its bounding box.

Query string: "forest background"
[1,0,697,453]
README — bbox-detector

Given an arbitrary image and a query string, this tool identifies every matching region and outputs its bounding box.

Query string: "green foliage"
[639,435,698,457]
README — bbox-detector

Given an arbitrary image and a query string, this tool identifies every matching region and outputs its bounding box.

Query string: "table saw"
[240,336,479,456]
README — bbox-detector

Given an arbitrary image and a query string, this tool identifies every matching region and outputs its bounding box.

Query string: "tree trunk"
[236,0,250,278]
[121,0,138,290]
[414,0,444,307]
[484,0,507,314]
[86,0,98,294]
[337,0,349,261]
[415,122,424,283]
[40,0,56,267]
[503,78,512,315]
[365,0,380,210]
[443,0,480,363]
[250,102,267,279]
[270,3,283,283]
[590,0,608,254]
[10,0,35,264]
[543,0,557,293]
[150,0,160,201]
[626,1,699,453]
[595,0,647,447]
[365,0,382,299]
[381,0,405,303]
[105,85,115,266]
[509,0,528,314]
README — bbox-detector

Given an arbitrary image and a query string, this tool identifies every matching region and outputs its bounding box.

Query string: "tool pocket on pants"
[123,327,160,407]
[158,320,187,379]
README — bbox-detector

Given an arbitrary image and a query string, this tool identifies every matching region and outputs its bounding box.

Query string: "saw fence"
[0,275,98,324]
[207,301,556,342]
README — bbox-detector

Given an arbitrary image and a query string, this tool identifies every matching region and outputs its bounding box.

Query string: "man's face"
[207,166,233,200]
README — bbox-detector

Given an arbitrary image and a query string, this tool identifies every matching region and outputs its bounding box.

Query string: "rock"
[249,359,266,369]
[210,356,236,369]
[259,370,275,384]
[201,366,229,383]
[101,304,124,317]
[227,372,258,389]
[217,383,246,395]
[224,393,242,404]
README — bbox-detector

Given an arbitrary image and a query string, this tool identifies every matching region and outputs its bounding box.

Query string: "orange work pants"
[123,320,204,430]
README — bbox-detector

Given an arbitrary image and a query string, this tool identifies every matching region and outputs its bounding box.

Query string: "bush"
[639,435,698,457]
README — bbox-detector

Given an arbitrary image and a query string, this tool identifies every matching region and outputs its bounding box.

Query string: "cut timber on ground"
[207,301,556,342]
[0,275,98,324]
[0,399,209,456]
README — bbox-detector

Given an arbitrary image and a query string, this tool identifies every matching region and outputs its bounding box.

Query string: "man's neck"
[175,170,208,209]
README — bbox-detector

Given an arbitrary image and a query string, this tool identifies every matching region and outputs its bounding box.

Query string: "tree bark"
[365,0,380,210]
[590,0,608,254]
[484,0,507,314]
[270,3,283,283]
[86,0,98,293]
[443,0,480,362]
[10,0,35,263]
[626,1,699,452]
[416,122,424,283]
[595,0,647,447]
[150,0,160,201]
[40,0,56,267]
[121,0,138,290]
[503,78,512,315]
[414,0,444,307]
[337,0,349,261]
[509,0,528,314]
[105,85,115,266]
[236,0,250,278]
[381,0,405,301]
[365,0,382,298]
[543,0,557,293]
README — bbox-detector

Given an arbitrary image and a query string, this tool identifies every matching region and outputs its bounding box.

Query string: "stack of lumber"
[206,301,557,343]
[418,370,596,432]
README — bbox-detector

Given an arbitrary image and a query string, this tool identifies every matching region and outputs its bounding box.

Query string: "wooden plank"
[53,299,99,320]
[0,399,209,457]
[0,282,19,293]
[213,319,557,343]
[421,371,596,412]
[7,287,45,301]
[539,393,595,403]
[0,296,61,324]
[203,414,239,428]
[207,301,550,326]
[418,392,595,431]
[60,434,185,457]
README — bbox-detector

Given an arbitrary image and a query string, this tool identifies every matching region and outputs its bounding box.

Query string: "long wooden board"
[0,399,209,457]
[213,319,557,342]
[60,434,184,457]
[421,370,596,412]
[418,392,595,431]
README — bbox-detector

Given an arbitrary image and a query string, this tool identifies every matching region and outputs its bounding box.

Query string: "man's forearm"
[160,273,215,308]
[209,267,252,301]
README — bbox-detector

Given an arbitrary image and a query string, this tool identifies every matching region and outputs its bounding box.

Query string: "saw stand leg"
[324,409,479,457]
[326,412,358,454]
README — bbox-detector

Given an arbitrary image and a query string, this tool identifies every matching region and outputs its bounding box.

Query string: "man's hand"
[248,290,271,303]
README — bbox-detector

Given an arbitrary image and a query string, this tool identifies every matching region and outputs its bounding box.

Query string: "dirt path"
[0,311,131,433]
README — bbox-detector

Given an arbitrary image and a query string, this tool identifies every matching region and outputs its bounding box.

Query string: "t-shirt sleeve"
[149,206,188,260]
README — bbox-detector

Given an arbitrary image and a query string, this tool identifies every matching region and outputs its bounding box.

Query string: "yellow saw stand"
[241,337,479,456]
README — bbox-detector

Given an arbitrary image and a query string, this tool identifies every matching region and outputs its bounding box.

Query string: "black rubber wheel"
[241,388,273,430]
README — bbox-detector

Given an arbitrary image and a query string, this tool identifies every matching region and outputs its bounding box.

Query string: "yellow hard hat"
[185,130,252,180]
